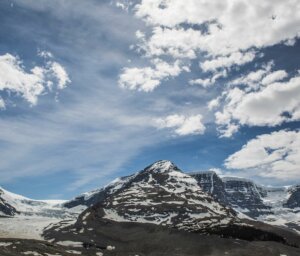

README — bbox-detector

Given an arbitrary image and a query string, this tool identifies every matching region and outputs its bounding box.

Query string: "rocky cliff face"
[222,177,272,217]
[284,185,300,209]
[189,172,272,217]
[190,171,228,205]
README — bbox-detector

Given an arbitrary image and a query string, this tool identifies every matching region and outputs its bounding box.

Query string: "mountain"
[1,161,300,256]
[63,163,300,228]
[76,160,237,232]
[41,160,300,256]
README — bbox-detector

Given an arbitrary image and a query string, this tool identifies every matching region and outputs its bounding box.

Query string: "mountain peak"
[145,160,179,173]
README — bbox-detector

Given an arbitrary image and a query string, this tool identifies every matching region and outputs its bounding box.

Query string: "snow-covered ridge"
[0,186,68,216]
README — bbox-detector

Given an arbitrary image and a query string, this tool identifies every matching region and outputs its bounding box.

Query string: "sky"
[0,0,299,199]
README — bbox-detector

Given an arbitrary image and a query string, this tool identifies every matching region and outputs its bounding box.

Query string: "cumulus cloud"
[0,53,70,107]
[155,114,205,136]
[225,130,300,180]
[134,0,300,56]
[119,59,189,92]
[118,0,300,91]
[214,66,300,137]
[189,70,227,88]
[200,51,256,72]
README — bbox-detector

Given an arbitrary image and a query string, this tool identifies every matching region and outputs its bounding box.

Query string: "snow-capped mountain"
[73,160,237,232]
[2,160,300,256]
[42,160,300,256]
[2,160,300,242]
[63,162,300,230]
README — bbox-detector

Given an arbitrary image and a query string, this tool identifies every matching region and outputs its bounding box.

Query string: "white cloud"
[119,59,189,92]
[189,70,227,88]
[0,53,70,107]
[118,0,300,91]
[134,0,300,56]
[207,97,220,110]
[225,130,300,180]
[155,114,205,136]
[214,68,300,137]
[230,62,273,90]
[261,70,288,86]
[200,51,256,72]
[50,62,71,89]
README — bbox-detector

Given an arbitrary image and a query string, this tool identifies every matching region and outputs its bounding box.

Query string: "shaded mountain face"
[222,177,273,217]
[190,171,228,205]
[85,160,237,232]
[189,172,272,217]
[285,185,300,209]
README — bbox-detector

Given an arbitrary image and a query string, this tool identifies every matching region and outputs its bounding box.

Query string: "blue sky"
[0,0,299,199]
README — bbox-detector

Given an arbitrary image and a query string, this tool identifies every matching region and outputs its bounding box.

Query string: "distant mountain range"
[1,160,300,255]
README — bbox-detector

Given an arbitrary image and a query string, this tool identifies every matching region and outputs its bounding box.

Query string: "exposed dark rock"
[222,177,272,217]
[190,171,229,205]
[285,185,300,209]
